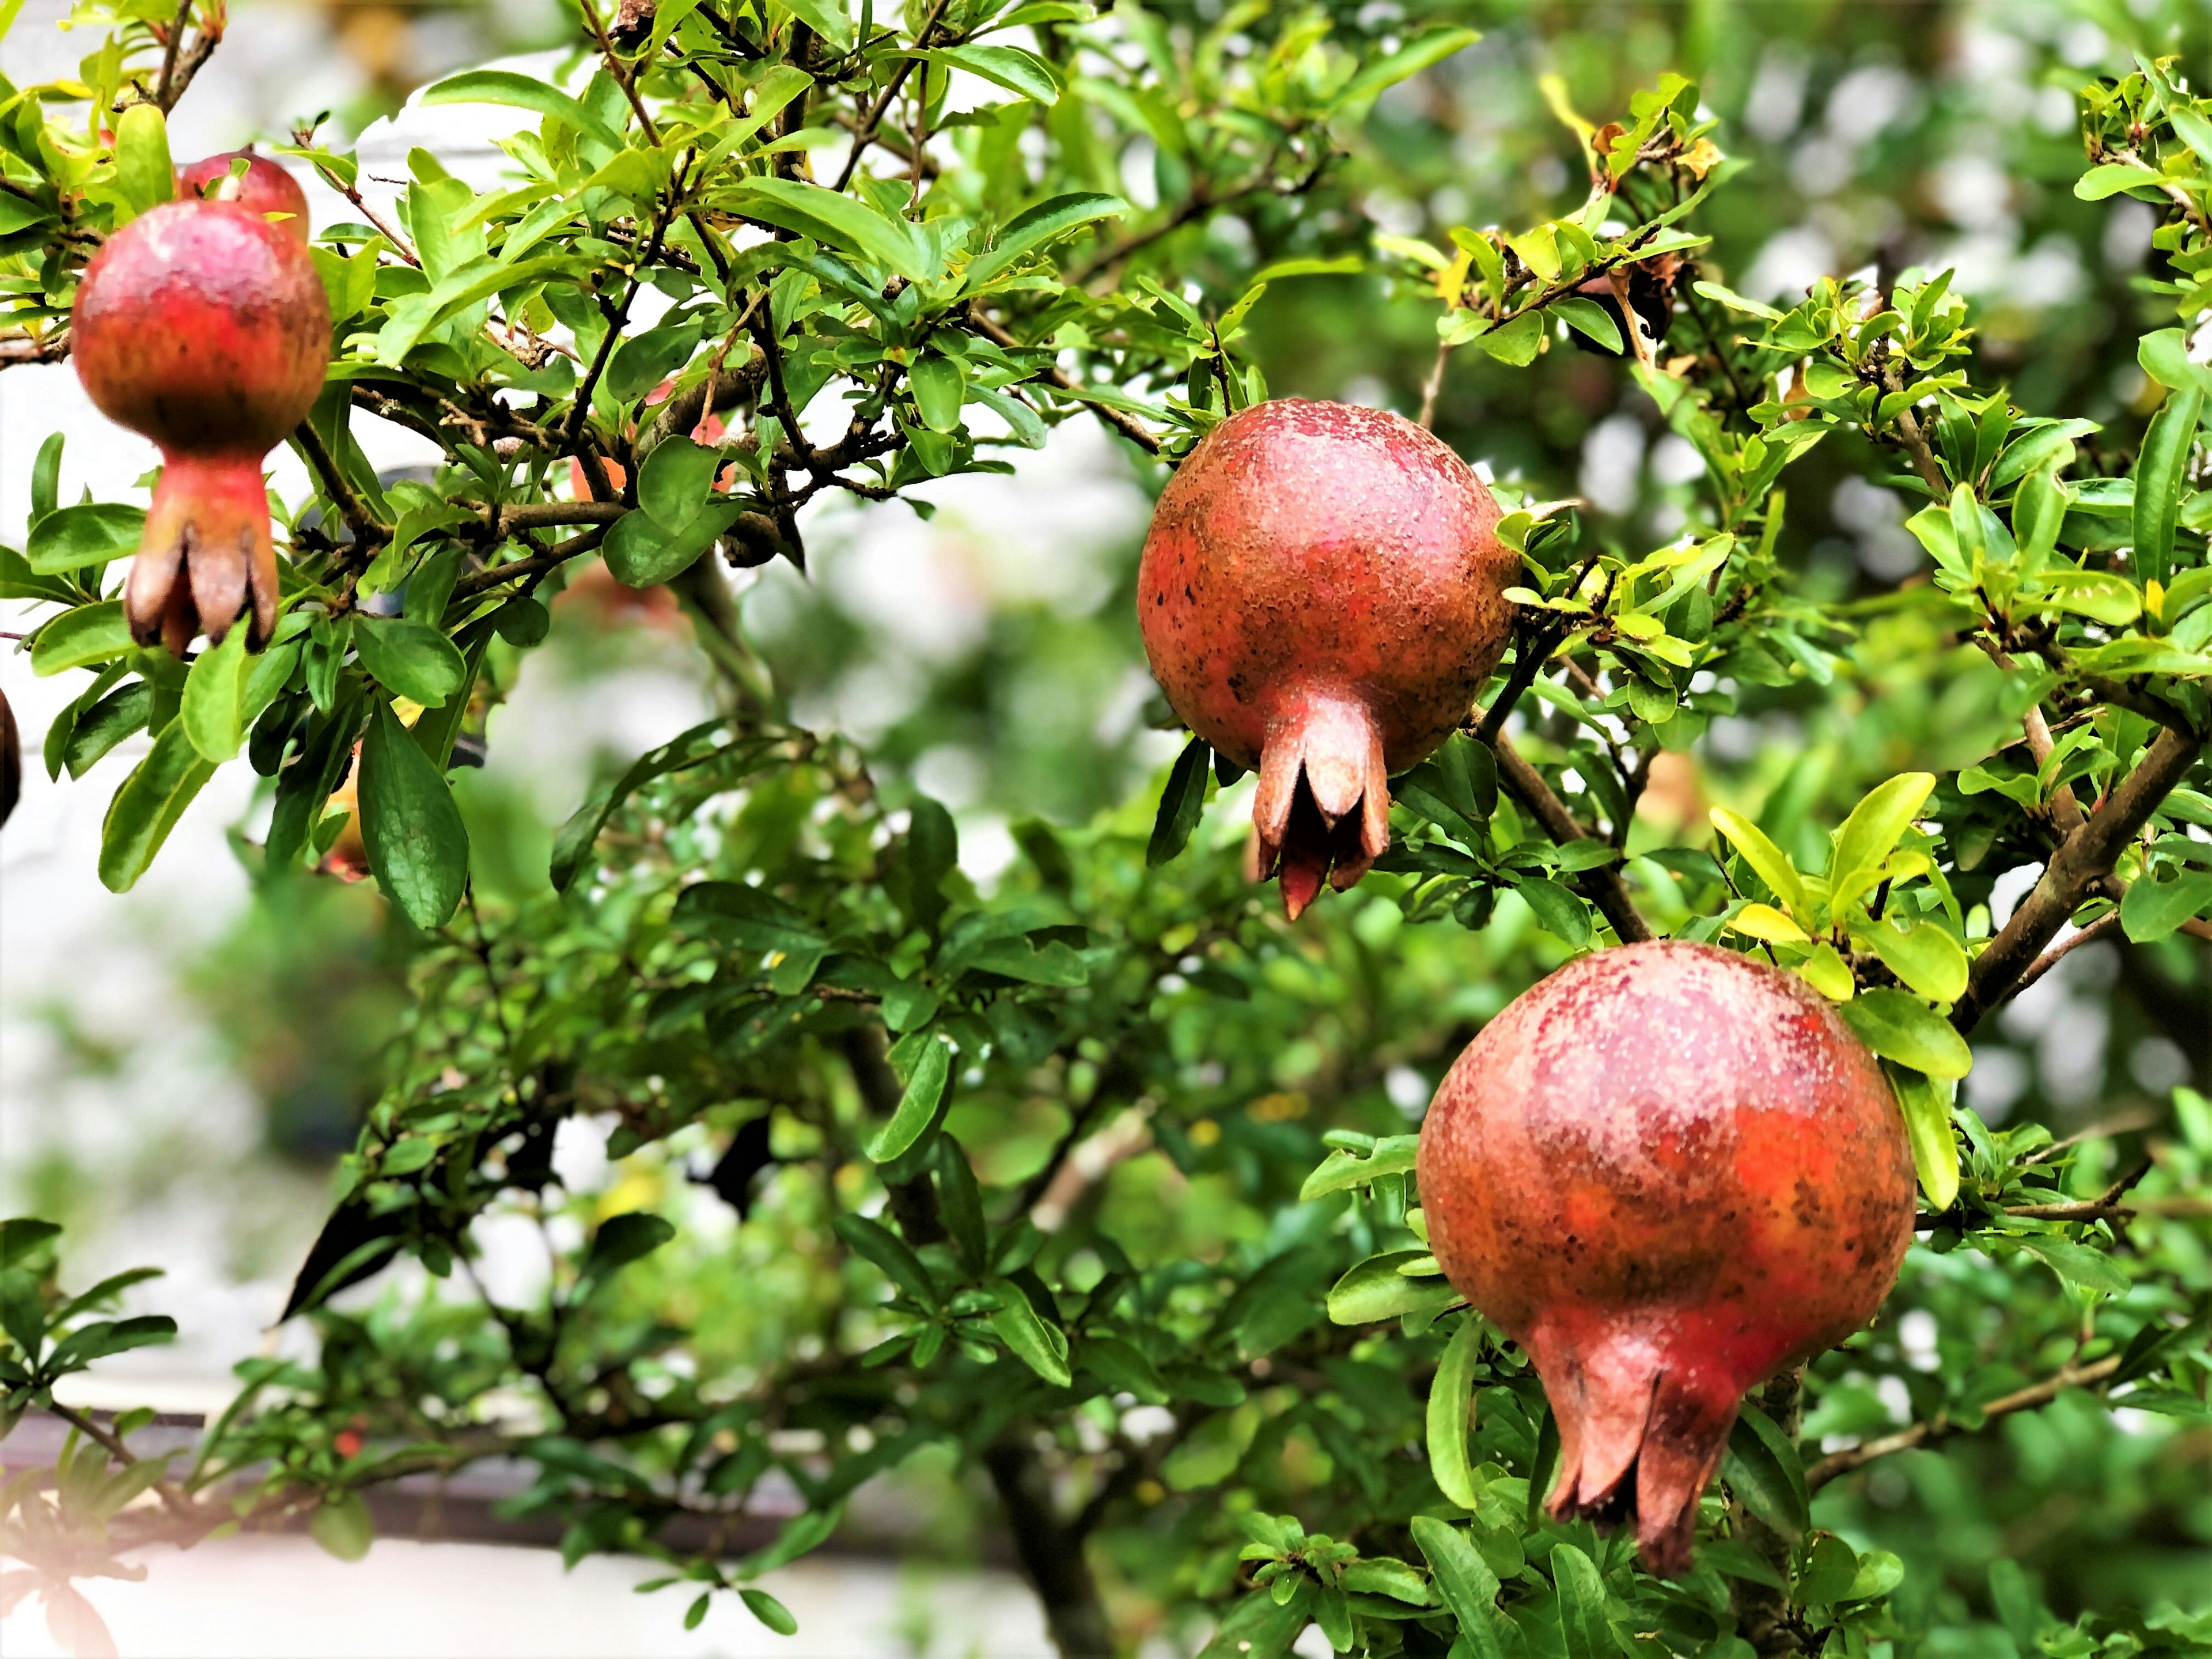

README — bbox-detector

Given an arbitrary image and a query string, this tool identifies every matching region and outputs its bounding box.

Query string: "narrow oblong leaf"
[964,192,1127,293]
[419,69,624,150]
[352,615,467,707]
[1147,737,1211,867]
[358,700,470,929]
[832,1214,938,1309]
[25,504,144,574]
[180,626,249,762]
[1884,1063,1960,1210]
[1837,988,1974,1079]
[1721,1404,1808,1538]
[863,1032,952,1164]
[1408,1516,1513,1659]
[99,722,216,892]
[1550,1543,1613,1659]
[988,1277,1071,1387]
[1328,1252,1461,1325]
[1710,806,1809,923]
[1426,1314,1483,1509]
[2133,385,2203,588]
[1831,772,1935,910]
[32,601,132,676]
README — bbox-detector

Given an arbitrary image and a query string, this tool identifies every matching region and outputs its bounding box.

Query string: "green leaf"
[1300,1135,1420,1200]
[2121,868,2212,942]
[864,1032,952,1164]
[1550,1543,1612,1659]
[0,1218,63,1268]
[1327,1252,1461,1325]
[904,797,958,936]
[47,1313,176,1372]
[988,1278,1071,1386]
[309,1493,374,1562]
[550,719,748,891]
[2016,1236,2130,1298]
[1837,988,1972,1079]
[1408,1517,1513,1659]
[112,101,173,219]
[1551,296,1622,354]
[180,626,249,762]
[1426,1314,1483,1509]
[99,721,216,892]
[2073,161,2164,199]
[25,503,143,574]
[359,700,470,929]
[1858,918,1967,1003]
[32,602,132,676]
[1710,806,1809,924]
[1884,1064,1959,1210]
[832,1214,937,1309]
[1514,876,1591,949]
[1830,772,1935,912]
[1721,1404,1808,1538]
[776,0,853,51]
[915,44,1059,104]
[910,354,965,434]
[2133,386,2204,587]
[964,192,1126,293]
[352,615,467,707]
[1477,308,1543,366]
[583,1212,677,1278]
[740,1588,798,1637]
[727,177,930,280]
[1332,26,1480,110]
[1196,1584,1312,1659]
[1147,737,1211,866]
[419,70,625,150]
[2139,328,2212,396]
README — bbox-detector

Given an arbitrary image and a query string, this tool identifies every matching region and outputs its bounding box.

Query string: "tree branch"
[1951,725,2206,1031]
[1804,1355,2122,1491]
[1493,734,1653,944]
[967,304,1162,456]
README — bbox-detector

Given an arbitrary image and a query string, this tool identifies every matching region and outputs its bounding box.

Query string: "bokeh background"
[3,0,2207,1652]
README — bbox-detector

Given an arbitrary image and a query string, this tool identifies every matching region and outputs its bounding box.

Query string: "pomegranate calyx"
[1253,690,1388,919]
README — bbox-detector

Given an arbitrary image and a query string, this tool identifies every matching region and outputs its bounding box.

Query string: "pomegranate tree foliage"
[2,2,2211,1657]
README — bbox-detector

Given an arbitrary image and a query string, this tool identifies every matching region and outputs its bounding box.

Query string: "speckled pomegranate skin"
[174,151,312,240]
[73,199,329,652]
[1137,399,1513,916]
[1417,940,1914,1576]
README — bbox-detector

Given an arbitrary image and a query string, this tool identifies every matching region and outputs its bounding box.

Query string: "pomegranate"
[1137,400,1514,918]
[73,199,331,654]
[173,150,312,240]
[1417,940,1914,1575]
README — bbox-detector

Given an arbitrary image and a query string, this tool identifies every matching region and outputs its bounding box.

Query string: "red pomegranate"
[174,150,312,240]
[73,199,331,654]
[1417,940,1914,1576]
[1137,400,1514,918]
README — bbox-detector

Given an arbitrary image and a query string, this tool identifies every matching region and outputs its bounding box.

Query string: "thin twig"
[832,0,950,192]
[1804,1355,2122,1490]
[1493,734,1653,944]
[967,305,1162,456]
[2005,908,2124,1004]
[292,418,390,554]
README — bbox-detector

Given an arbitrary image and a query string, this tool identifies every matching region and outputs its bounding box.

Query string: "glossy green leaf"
[1327,1252,1461,1324]
[32,602,132,676]
[1858,917,1968,1003]
[25,503,143,574]
[1838,988,1974,1079]
[987,1278,1071,1386]
[2133,386,2203,586]
[1831,772,1935,911]
[1147,737,1211,866]
[864,1032,952,1163]
[2120,868,2212,941]
[98,721,215,893]
[1710,806,1809,923]
[1550,1543,1613,1659]
[1884,1063,1959,1210]
[1426,1314,1483,1509]
[964,192,1126,293]
[352,615,467,708]
[832,1214,937,1308]
[419,69,624,150]
[1721,1403,1808,1538]
[358,700,470,929]
[179,626,249,762]
[726,177,930,280]
[1408,1517,1513,1659]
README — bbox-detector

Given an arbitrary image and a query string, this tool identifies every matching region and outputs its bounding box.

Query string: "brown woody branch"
[292,418,390,555]
[1952,724,2206,1032]
[831,0,950,192]
[967,305,1162,456]
[1494,734,1653,945]
[1804,1355,2122,1491]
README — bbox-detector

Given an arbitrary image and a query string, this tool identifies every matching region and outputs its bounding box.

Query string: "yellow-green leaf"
[1710,806,1810,925]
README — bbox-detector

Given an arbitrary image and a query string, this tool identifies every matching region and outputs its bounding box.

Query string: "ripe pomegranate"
[1137,400,1514,918]
[173,150,311,240]
[73,199,331,654]
[1418,940,1914,1576]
